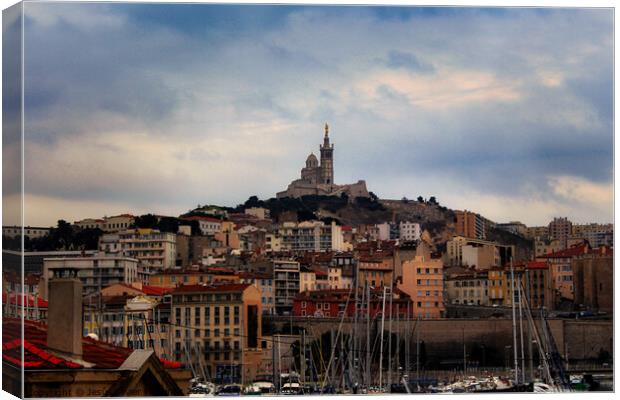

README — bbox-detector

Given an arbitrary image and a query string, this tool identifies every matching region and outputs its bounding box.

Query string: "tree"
[133,214,159,229]
[417,196,424,203]
[74,228,104,250]
[157,217,180,233]
[401,197,409,203]
[428,196,437,205]
[53,220,75,250]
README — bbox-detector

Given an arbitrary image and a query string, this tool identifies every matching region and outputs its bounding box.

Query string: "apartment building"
[103,214,135,232]
[445,236,514,269]
[445,271,489,306]
[118,228,177,272]
[3,225,51,239]
[278,220,344,252]
[41,254,139,299]
[539,243,590,304]
[170,283,263,384]
[73,218,105,230]
[571,223,613,248]
[273,260,301,315]
[238,272,275,315]
[299,266,317,292]
[123,295,171,360]
[454,210,486,240]
[399,221,421,241]
[292,288,414,318]
[397,254,445,318]
[180,215,222,235]
[357,253,394,289]
[548,217,573,249]
[265,233,283,253]
[525,226,549,240]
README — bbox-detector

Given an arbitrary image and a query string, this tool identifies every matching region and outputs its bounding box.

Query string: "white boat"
[281,382,303,395]
[244,381,275,395]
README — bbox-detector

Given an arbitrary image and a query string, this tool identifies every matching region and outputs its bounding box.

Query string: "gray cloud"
[17,4,613,226]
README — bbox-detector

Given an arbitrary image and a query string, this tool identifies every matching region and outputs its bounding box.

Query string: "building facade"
[170,284,263,384]
[118,228,177,272]
[454,210,486,240]
[273,260,301,315]
[41,255,139,299]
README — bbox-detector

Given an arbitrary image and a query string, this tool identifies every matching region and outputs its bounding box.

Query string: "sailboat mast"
[365,283,371,387]
[510,258,519,384]
[517,274,526,384]
[387,281,393,390]
[378,286,387,391]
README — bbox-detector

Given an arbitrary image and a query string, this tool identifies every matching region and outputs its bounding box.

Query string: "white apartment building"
[3,226,51,239]
[103,214,135,232]
[399,221,421,242]
[278,221,344,252]
[118,229,177,272]
[181,216,222,235]
[73,218,105,230]
[41,254,139,299]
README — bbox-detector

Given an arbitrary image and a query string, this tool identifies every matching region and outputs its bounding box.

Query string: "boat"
[216,384,242,396]
[281,382,303,395]
[244,381,275,395]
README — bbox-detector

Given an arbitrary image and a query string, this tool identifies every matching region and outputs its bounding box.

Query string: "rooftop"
[2,317,181,370]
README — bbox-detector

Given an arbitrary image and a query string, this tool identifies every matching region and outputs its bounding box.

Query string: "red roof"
[171,283,251,294]
[541,243,590,259]
[526,261,548,270]
[109,283,171,296]
[2,318,181,370]
[141,285,172,296]
[2,293,48,308]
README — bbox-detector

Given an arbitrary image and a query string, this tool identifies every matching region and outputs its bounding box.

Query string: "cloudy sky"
[5,3,614,226]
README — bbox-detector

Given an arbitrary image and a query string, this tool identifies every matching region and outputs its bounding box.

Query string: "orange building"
[357,253,394,288]
[538,243,590,305]
[397,255,445,318]
[454,210,486,239]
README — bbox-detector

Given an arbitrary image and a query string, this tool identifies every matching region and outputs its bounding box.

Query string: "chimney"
[47,268,83,358]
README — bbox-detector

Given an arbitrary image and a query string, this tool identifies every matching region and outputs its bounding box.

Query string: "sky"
[3,3,614,227]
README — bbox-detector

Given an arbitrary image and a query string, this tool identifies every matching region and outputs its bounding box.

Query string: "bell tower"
[320,123,334,185]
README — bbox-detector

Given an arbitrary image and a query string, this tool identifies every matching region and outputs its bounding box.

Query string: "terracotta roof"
[2,318,182,370]
[526,261,548,270]
[141,285,172,296]
[2,293,48,308]
[541,243,590,258]
[171,283,252,294]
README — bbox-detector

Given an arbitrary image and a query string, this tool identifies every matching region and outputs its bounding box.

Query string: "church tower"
[320,123,334,185]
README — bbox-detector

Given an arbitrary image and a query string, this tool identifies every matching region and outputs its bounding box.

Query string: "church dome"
[306,153,318,168]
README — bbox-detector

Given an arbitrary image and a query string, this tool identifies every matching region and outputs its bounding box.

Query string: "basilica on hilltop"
[276,124,370,199]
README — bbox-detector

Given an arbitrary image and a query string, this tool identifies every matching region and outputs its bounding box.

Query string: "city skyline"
[3,3,613,226]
